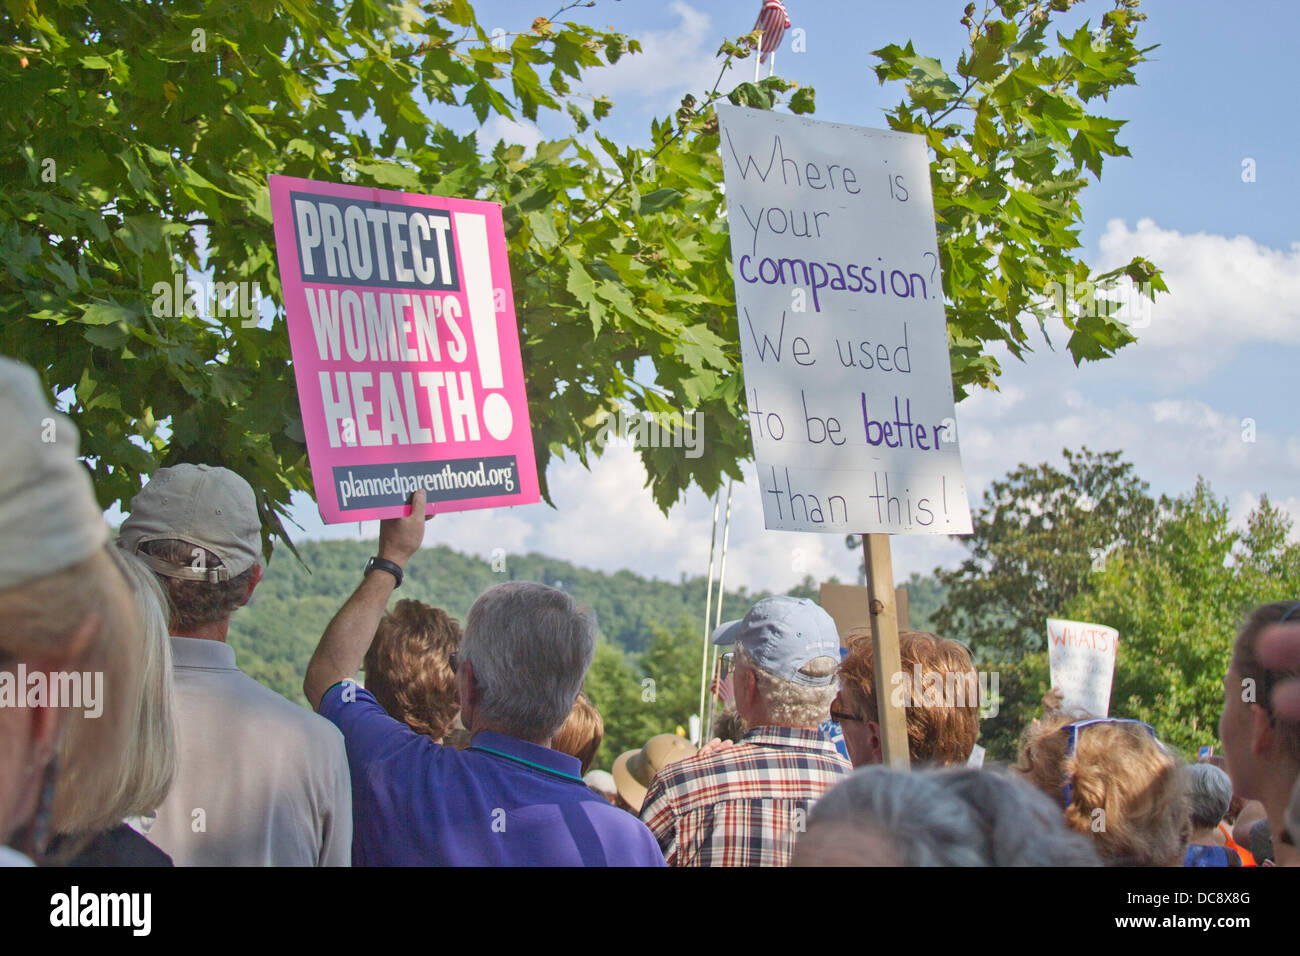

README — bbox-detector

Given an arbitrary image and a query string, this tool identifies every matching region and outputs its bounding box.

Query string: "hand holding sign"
[1042,685,1065,717]
[378,489,431,567]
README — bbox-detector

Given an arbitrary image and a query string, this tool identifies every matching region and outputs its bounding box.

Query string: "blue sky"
[282,0,1300,593]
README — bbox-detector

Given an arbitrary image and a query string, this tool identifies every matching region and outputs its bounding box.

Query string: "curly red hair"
[363,599,461,740]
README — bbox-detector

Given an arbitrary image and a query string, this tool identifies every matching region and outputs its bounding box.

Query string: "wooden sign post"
[863,533,910,769]
[820,576,913,769]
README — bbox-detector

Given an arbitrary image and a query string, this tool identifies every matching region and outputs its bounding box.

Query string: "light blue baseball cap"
[712,596,842,686]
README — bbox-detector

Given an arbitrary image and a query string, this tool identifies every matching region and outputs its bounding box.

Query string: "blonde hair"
[0,548,144,851]
[735,645,838,727]
[1015,713,1189,866]
[551,692,604,775]
[91,549,177,818]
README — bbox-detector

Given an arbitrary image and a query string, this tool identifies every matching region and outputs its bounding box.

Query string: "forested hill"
[226,537,947,709]
[227,537,787,705]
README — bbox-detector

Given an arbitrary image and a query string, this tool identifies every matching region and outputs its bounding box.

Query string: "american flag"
[753,0,790,64]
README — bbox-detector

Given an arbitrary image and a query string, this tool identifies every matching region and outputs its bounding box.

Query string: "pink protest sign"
[269,175,539,523]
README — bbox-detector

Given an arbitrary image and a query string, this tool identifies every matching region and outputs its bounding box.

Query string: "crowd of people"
[2,352,1299,867]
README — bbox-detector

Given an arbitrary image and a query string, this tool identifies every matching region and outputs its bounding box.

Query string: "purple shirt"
[319,683,665,867]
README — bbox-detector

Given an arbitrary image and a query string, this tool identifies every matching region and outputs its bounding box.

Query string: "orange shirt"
[1220,822,1256,867]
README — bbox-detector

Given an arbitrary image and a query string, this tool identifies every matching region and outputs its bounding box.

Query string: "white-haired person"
[1219,600,1300,867]
[1182,762,1241,867]
[304,490,664,866]
[638,596,852,866]
[47,548,178,865]
[585,770,618,805]
[792,766,1101,866]
[0,357,144,866]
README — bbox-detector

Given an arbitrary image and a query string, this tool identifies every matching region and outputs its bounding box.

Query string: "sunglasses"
[718,651,734,680]
[829,693,862,724]
[829,704,861,724]
[449,652,459,674]
[1059,718,1159,809]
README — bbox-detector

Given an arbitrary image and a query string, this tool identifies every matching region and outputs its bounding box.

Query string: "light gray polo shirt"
[150,637,352,866]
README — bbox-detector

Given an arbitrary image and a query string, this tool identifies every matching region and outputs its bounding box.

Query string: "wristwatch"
[364,556,404,588]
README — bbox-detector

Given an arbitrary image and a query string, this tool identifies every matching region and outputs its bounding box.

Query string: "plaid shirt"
[639,725,852,867]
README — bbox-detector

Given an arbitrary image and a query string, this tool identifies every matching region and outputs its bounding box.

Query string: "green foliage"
[584,621,702,770]
[2,0,1165,560]
[932,447,1157,658]
[0,0,744,545]
[901,570,947,630]
[934,451,1298,761]
[934,446,1158,758]
[226,536,933,768]
[979,649,1049,761]
[872,0,1166,397]
[1067,482,1300,756]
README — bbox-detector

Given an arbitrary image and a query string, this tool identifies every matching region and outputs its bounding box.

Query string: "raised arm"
[304,490,430,710]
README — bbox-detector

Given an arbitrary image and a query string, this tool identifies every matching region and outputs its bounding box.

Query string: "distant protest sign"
[269,175,539,523]
[716,105,971,535]
[819,580,912,639]
[1047,618,1119,717]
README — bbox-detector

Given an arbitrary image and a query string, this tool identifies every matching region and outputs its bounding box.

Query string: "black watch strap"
[365,556,404,588]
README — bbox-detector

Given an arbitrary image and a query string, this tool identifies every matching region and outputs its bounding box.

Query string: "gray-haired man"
[638,596,852,866]
[120,464,352,866]
[304,490,664,866]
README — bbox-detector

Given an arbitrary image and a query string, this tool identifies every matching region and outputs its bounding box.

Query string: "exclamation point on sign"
[453,211,512,440]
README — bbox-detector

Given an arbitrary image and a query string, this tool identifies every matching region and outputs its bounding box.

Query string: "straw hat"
[612,733,698,812]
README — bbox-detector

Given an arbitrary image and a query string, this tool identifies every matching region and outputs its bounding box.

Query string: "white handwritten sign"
[1047,618,1119,718]
[716,105,971,535]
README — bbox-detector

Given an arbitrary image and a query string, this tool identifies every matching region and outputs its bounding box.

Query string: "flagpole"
[696,493,721,745]
[703,479,734,742]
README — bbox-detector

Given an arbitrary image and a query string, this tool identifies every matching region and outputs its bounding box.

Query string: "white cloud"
[445,446,863,594]
[1230,491,1300,543]
[282,445,867,595]
[950,347,1300,535]
[1094,218,1300,382]
[583,2,730,111]
[477,115,543,155]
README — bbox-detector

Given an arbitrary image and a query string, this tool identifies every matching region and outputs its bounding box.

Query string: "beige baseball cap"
[119,463,262,583]
[612,733,698,812]
[0,356,107,589]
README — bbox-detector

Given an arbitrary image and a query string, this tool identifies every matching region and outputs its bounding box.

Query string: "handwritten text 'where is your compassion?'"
[291,192,500,450]
[726,132,935,312]
[725,130,952,458]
